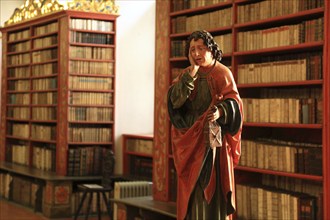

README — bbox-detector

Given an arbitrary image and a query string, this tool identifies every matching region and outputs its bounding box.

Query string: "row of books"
[8,66,30,78]
[32,48,57,63]
[261,175,323,199]
[173,18,322,56]
[237,53,322,84]
[32,77,57,90]
[8,79,31,91]
[67,146,104,176]
[7,107,30,119]
[8,78,58,91]
[8,49,57,66]
[69,92,113,105]
[69,107,113,122]
[242,98,321,124]
[11,144,29,166]
[8,18,112,44]
[8,63,58,78]
[0,173,12,199]
[8,22,58,43]
[32,62,58,76]
[236,184,317,220]
[171,0,228,12]
[31,124,56,140]
[0,174,43,211]
[126,138,153,155]
[34,22,58,36]
[259,88,321,99]
[70,32,114,45]
[32,145,56,171]
[237,0,324,24]
[129,156,153,179]
[171,8,232,34]
[8,53,30,65]
[69,60,114,75]
[9,123,29,138]
[32,107,57,120]
[70,18,114,32]
[8,40,31,53]
[7,106,57,121]
[70,46,114,60]
[8,123,57,140]
[213,34,232,54]
[9,91,114,106]
[8,29,30,42]
[171,40,186,58]
[240,139,322,175]
[8,93,30,105]
[11,176,42,210]
[33,35,57,49]
[68,126,112,142]
[69,76,113,90]
[32,92,58,105]
[260,175,323,219]
[237,18,323,51]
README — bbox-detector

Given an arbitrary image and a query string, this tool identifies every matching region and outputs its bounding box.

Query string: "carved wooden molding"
[4,0,119,27]
[153,0,170,201]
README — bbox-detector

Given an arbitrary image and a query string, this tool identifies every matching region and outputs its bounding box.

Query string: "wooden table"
[111,196,176,220]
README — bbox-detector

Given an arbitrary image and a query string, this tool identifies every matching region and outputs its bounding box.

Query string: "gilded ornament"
[3,0,119,27]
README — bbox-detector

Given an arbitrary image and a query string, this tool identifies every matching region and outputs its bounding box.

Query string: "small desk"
[111,196,176,220]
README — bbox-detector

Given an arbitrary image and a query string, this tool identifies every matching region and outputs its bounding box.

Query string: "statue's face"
[189,38,213,68]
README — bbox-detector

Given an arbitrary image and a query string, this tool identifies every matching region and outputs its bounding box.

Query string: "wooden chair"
[74,149,115,220]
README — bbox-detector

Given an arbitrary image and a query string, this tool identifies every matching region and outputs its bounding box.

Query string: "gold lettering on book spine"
[4,0,119,26]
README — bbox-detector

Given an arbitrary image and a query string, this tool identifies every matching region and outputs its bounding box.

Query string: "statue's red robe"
[169,62,243,220]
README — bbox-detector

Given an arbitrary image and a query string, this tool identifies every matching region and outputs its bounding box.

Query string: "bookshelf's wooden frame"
[153,0,329,218]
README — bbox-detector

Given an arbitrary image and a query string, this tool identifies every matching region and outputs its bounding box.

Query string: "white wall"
[0,0,155,175]
[115,1,155,174]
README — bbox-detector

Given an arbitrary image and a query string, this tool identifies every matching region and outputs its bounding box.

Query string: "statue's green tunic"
[170,71,212,126]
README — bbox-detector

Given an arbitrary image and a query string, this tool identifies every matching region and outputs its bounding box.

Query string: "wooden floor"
[0,199,47,220]
[0,199,111,220]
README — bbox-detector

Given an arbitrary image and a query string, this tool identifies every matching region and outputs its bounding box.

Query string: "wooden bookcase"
[1,10,117,176]
[154,0,329,219]
[0,9,118,217]
[122,134,153,181]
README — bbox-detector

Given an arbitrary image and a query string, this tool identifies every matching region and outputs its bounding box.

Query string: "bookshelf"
[1,10,117,176]
[0,4,118,217]
[154,0,329,219]
[122,134,153,181]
